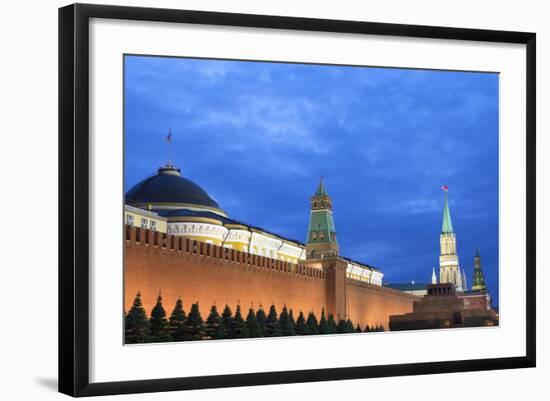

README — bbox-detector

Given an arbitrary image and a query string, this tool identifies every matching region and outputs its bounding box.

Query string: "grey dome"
[125,165,220,209]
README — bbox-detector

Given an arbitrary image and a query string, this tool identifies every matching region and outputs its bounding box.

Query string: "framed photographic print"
[58,3,536,397]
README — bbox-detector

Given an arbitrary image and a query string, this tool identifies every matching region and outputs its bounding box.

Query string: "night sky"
[124,55,499,306]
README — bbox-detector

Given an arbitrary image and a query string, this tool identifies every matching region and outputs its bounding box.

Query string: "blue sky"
[124,55,499,306]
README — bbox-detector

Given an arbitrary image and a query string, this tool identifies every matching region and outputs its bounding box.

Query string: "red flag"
[441,185,449,192]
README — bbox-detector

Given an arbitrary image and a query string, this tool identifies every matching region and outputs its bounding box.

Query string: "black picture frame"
[59,3,536,397]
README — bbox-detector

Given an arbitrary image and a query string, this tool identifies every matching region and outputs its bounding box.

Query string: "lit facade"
[438,193,465,291]
[124,204,167,233]
[431,192,494,311]
[125,163,383,284]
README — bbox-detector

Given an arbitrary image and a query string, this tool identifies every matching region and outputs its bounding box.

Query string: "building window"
[126,214,134,225]
[150,220,157,231]
[141,219,148,229]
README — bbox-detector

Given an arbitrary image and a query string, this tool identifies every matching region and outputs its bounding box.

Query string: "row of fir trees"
[125,292,386,344]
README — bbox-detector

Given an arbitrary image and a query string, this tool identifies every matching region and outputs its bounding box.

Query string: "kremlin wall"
[123,161,421,328]
[124,226,418,329]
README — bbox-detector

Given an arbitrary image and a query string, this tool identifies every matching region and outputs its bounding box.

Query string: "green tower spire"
[471,249,487,291]
[306,177,339,259]
[441,192,454,234]
[315,176,328,196]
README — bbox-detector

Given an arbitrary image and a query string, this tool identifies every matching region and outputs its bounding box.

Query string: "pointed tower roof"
[472,249,487,292]
[441,193,454,234]
[457,266,464,291]
[315,176,328,196]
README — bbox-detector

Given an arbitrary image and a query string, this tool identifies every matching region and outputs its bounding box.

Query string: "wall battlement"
[126,226,326,280]
[346,277,419,301]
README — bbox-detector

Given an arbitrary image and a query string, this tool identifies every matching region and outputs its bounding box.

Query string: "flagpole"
[168,128,172,167]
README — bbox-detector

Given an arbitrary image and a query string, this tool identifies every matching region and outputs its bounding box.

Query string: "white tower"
[431,267,437,284]
[439,188,463,292]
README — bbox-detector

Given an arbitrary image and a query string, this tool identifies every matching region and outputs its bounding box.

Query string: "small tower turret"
[306,177,339,259]
[431,267,437,284]
[471,249,487,292]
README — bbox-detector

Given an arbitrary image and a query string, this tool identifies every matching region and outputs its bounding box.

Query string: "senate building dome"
[123,160,307,264]
[125,164,226,216]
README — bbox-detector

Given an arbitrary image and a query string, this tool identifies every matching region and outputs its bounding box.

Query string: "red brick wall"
[125,228,327,319]
[124,227,417,328]
[346,279,418,329]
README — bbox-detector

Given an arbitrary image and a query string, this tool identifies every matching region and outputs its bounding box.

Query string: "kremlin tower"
[305,177,339,259]
[438,189,465,292]
[471,249,488,292]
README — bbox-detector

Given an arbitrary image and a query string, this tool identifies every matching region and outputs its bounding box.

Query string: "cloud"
[190,94,330,155]
[344,240,397,263]
[394,199,440,215]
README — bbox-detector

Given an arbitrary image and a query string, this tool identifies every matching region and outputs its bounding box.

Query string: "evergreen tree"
[228,305,249,339]
[183,303,205,341]
[346,319,355,333]
[246,308,263,338]
[306,312,319,335]
[265,304,281,337]
[295,312,309,335]
[318,308,330,335]
[256,306,267,336]
[279,306,295,336]
[221,304,233,338]
[327,314,337,334]
[289,309,296,333]
[336,319,349,334]
[364,324,371,333]
[379,325,385,332]
[125,292,151,344]
[169,297,187,341]
[355,324,362,333]
[149,294,172,342]
[205,304,225,340]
